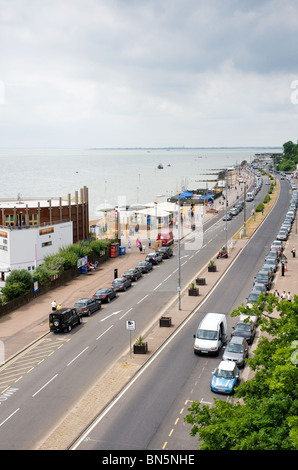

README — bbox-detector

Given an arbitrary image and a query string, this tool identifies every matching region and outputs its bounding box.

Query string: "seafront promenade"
[1,169,296,449]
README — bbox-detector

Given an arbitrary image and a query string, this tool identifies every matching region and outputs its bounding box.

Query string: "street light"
[178,192,181,310]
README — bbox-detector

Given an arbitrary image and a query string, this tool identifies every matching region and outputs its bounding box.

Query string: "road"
[0,174,280,449]
[72,176,291,450]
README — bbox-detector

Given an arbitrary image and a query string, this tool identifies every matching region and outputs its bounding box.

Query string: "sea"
[0,147,281,219]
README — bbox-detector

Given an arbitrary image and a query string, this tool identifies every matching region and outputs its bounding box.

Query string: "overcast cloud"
[0,0,297,148]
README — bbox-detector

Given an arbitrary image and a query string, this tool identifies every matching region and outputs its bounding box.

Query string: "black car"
[74,298,101,316]
[112,277,132,291]
[231,321,256,344]
[92,287,117,303]
[135,261,153,273]
[157,246,173,259]
[49,308,82,333]
[122,268,142,281]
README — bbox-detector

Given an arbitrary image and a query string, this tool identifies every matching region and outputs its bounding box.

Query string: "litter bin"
[119,246,126,255]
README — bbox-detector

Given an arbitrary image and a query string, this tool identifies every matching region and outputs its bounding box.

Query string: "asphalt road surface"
[72,176,291,450]
[0,175,287,450]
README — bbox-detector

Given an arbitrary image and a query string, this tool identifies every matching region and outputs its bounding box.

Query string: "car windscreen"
[197,329,218,340]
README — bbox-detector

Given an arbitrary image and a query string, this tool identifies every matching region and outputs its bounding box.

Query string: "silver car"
[223,336,249,367]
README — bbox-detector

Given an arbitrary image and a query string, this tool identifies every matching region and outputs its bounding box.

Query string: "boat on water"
[157,163,164,169]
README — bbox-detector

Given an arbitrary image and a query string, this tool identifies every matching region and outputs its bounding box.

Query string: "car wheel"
[107,297,111,303]
[123,286,126,291]
[87,310,91,316]
[67,324,72,332]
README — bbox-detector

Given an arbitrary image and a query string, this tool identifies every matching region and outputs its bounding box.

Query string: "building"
[0,221,73,288]
[0,186,89,243]
[0,187,89,290]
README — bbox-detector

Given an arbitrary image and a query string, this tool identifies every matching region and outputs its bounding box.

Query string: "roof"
[219,360,236,371]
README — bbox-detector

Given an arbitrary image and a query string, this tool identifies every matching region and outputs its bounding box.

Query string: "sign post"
[126,320,136,358]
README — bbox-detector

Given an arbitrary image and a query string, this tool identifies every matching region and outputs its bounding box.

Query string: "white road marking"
[67,347,89,367]
[32,374,58,397]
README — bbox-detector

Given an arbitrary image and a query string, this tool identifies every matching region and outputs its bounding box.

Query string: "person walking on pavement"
[291,247,296,258]
[51,300,57,311]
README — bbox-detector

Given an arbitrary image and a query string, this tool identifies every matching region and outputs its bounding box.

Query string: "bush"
[89,239,109,256]
[1,269,32,301]
[263,194,270,204]
[256,203,264,212]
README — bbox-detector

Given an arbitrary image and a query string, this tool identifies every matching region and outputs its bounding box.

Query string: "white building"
[0,220,73,290]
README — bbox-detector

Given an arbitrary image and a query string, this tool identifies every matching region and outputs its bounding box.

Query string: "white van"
[193,313,227,355]
[246,192,254,202]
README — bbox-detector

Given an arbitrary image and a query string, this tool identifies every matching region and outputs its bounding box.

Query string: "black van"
[49,308,82,333]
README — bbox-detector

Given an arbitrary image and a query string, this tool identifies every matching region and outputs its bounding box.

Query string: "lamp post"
[178,192,181,310]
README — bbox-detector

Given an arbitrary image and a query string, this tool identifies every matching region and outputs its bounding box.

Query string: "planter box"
[159,316,172,327]
[133,343,148,354]
[196,277,206,285]
[188,288,199,296]
[208,265,217,272]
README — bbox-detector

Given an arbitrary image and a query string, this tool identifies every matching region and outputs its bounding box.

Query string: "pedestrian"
[281,291,287,300]
[139,243,143,252]
[128,239,132,249]
[287,291,292,302]
[274,289,279,298]
[57,303,62,310]
[148,238,151,248]
[51,300,57,311]
[142,243,146,254]
[291,247,296,258]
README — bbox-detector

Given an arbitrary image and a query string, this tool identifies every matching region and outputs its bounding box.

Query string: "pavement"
[1,170,297,450]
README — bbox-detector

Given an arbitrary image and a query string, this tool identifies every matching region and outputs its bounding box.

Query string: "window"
[42,241,52,247]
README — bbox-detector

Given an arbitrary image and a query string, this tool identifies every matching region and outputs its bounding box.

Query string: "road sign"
[126,320,136,331]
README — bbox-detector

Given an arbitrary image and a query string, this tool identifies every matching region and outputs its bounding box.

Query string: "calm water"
[0,147,281,218]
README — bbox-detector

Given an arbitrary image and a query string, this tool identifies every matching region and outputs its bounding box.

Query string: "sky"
[0,0,298,149]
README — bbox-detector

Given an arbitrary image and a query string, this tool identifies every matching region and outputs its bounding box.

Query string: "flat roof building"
[0,186,89,244]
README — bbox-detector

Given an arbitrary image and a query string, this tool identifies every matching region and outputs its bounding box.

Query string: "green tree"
[1,269,32,301]
[184,294,298,450]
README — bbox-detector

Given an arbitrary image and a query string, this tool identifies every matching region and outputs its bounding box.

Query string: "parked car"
[254,270,272,290]
[145,252,163,264]
[246,290,261,307]
[135,261,153,273]
[264,257,278,273]
[122,268,142,281]
[229,207,239,216]
[74,297,101,316]
[266,250,280,261]
[210,360,240,394]
[92,287,117,303]
[261,264,274,281]
[112,277,132,291]
[222,336,249,367]
[231,321,256,344]
[49,308,82,333]
[277,230,288,241]
[222,212,232,221]
[157,246,173,259]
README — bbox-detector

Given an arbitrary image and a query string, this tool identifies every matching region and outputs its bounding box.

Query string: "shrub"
[89,239,109,255]
[263,194,270,204]
[256,203,264,212]
[1,269,32,301]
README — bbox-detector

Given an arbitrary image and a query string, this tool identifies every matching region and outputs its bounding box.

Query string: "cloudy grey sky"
[0,0,297,148]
